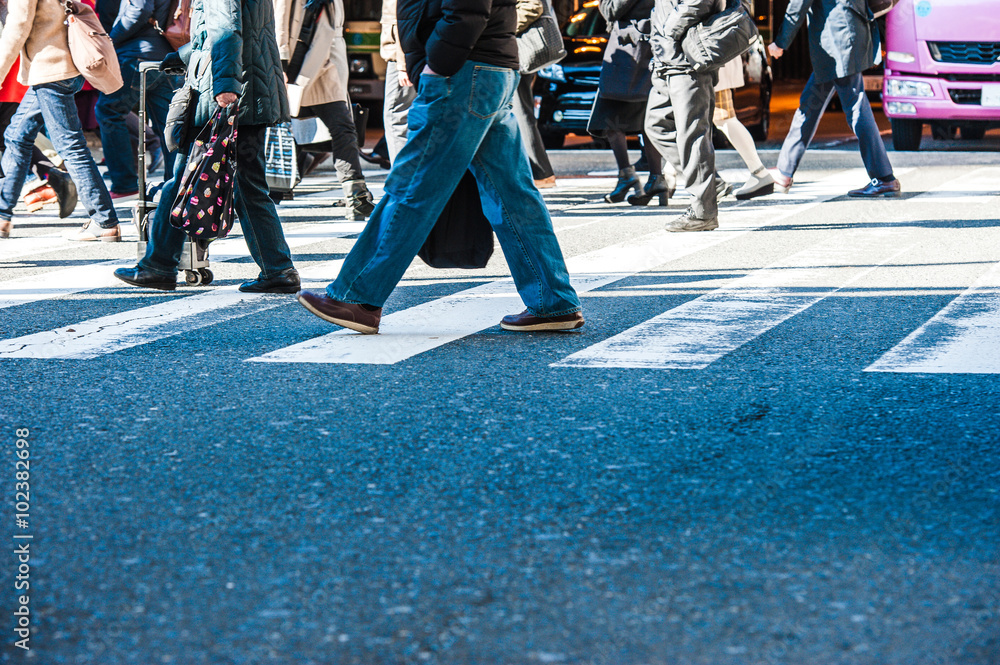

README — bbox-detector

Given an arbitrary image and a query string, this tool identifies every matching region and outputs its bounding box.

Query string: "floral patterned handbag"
[168,106,239,240]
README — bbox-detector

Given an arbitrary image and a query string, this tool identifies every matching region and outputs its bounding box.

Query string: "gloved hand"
[160,51,185,74]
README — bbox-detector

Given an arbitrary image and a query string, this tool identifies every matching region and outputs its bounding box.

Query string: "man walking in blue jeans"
[296,0,583,334]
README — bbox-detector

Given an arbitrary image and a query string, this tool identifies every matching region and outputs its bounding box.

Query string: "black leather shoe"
[114,266,176,291]
[239,268,300,293]
[848,178,902,198]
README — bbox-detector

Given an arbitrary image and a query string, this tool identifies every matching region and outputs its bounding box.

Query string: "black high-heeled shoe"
[604,167,641,203]
[627,173,676,206]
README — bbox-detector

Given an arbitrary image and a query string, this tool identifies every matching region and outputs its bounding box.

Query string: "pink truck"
[883,0,1000,150]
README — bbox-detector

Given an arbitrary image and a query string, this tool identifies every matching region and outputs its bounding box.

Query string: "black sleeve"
[425,0,492,75]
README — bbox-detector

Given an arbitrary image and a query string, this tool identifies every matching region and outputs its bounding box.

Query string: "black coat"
[398,0,520,83]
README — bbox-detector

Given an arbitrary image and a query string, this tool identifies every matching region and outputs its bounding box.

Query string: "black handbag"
[681,0,757,74]
[417,171,494,270]
[169,107,239,240]
[868,0,899,18]
[352,103,368,148]
[164,83,198,153]
[598,19,653,101]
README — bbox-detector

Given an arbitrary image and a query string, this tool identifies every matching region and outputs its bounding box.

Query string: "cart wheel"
[198,268,214,286]
[185,270,202,286]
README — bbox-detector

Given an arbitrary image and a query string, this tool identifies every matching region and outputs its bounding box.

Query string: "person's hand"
[768,43,784,59]
[399,69,413,87]
[216,92,238,108]
[421,64,441,77]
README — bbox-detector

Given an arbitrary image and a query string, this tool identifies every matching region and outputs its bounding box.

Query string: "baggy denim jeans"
[328,61,580,316]
[95,57,180,194]
[0,76,118,227]
[139,123,294,279]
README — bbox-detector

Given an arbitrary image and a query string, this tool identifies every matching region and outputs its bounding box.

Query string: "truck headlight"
[886,101,917,114]
[886,79,934,97]
[537,64,566,83]
[887,51,916,63]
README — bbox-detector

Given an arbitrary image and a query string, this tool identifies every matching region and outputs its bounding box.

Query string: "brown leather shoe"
[500,309,584,332]
[296,290,381,334]
[23,184,58,212]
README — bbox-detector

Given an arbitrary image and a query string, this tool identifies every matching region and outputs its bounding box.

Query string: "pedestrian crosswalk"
[1,167,998,373]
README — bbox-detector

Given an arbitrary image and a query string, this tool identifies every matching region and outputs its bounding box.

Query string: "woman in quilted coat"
[115,0,302,293]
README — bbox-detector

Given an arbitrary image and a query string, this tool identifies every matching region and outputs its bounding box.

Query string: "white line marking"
[911,166,1000,204]
[865,261,1000,374]
[553,229,915,370]
[0,222,363,312]
[248,170,869,365]
[0,261,345,360]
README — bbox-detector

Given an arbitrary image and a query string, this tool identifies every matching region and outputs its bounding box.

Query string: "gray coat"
[650,0,725,75]
[182,0,290,127]
[774,0,876,83]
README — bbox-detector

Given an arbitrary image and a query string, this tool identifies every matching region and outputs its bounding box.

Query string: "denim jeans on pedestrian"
[328,61,580,316]
[139,123,295,279]
[96,57,180,194]
[0,76,118,227]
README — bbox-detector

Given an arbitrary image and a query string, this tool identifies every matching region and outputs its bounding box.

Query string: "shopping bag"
[264,123,301,193]
[417,171,494,269]
[169,107,238,240]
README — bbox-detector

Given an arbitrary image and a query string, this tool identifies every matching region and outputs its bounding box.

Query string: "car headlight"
[348,56,371,76]
[887,51,915,63]
[886,79,934,97]
[537,64,566,83]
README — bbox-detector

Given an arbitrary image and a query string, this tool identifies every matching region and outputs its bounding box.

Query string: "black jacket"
[397,0,519,83]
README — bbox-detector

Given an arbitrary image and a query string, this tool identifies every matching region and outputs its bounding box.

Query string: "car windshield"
[565,3,608,37]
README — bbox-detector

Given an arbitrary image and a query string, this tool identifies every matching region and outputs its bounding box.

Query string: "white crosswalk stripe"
[0,221,363,312]
[248,169,868,365]
[910,166,1000,204]
[865,260,1000,374]
[552,227,915,370]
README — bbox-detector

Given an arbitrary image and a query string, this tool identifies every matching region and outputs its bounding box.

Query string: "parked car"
[532,1,773,149]
[883,0,1000,150]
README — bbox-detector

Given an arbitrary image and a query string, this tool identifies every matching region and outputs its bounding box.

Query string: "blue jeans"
[96,57,180,194]
[139,123,294,279]
[329,61,580,316]
[777,72,893,181]
[0,76,117,227]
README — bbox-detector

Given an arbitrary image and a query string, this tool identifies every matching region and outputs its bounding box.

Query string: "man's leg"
[644,77,682,177]
[35,78,118,228]
[669,70,717,221]
[138,144,190,276]
[382,60,416,163]
[776,74,835,179]
[0,90,45,221]
[327,64,497,307]
[96,58,141,195]
[470,94,580,316]
[310,101,365,183]
[233,125,295,279]
[145,69,181,179]
[511,73,555,181]
[835,73,894,180]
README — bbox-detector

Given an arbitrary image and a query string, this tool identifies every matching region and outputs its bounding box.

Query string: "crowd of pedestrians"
[0,0,901,334]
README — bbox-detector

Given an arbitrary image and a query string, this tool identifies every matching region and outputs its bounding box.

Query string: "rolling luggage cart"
[133,61,213,286]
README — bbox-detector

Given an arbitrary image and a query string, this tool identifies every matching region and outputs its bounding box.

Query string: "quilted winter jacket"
[397,0,519,84]
[650,0,725,74]
[181,0,290,127]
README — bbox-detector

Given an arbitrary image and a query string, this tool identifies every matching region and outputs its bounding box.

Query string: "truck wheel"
[891,118,923,151]
[961,125,986,141]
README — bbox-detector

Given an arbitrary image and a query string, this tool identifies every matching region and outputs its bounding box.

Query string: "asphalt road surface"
[1,148,998,665]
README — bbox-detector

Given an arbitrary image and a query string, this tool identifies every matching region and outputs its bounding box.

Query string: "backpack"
[58,0,124,94]
[681,0,758,74]
[155,0,193,50]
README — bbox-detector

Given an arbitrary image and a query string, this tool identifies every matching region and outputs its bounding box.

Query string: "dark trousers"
[307,101,363,183]
[140,123,294,279]
[510,73,554,180]
[777,72,893,180]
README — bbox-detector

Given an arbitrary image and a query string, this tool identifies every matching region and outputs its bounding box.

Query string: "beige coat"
[378,0,404,71]
[0,0,79,86]
[274,0,348,111]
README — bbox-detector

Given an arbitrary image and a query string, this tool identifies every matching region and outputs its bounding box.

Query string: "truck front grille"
[948,89,982,105]
[930,42,1000,65]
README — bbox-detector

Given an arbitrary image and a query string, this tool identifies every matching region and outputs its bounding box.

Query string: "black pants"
[307,101,364,183]
[510,74,554,180]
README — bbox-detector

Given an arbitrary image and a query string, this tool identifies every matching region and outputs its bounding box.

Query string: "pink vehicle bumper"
[883,72,1000,122]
